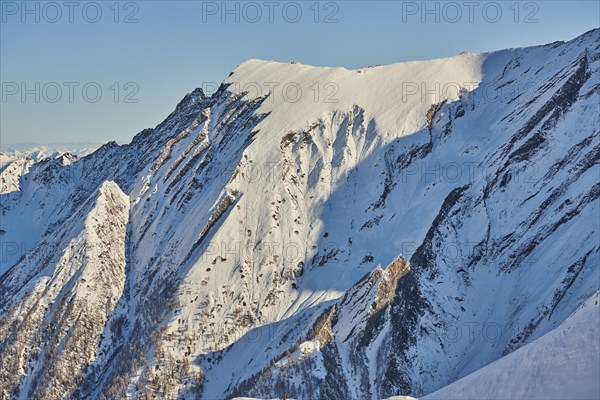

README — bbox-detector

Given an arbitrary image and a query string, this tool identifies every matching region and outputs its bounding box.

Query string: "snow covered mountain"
[0,28,598,399]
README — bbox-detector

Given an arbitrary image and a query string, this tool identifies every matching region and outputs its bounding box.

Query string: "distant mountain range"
[1,142,103,158]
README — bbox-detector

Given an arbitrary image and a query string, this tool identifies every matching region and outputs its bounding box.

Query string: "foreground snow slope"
[0,29,598,400]
[425,291,600,400]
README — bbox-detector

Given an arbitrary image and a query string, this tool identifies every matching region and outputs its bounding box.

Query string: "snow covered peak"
[226,53,485,142]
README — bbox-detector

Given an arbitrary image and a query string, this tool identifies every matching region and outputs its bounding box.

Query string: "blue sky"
[1,0,598,145]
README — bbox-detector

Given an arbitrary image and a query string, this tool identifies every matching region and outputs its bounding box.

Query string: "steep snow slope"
[0,181,129,399]
[0,29,598,400]
[424,291,600,400]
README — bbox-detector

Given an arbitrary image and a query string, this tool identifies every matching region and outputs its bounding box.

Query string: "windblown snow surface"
[0,29,598,400]
[424,291,600,400]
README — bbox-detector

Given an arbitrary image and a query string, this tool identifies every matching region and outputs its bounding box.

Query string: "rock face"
[0,29,599,400]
